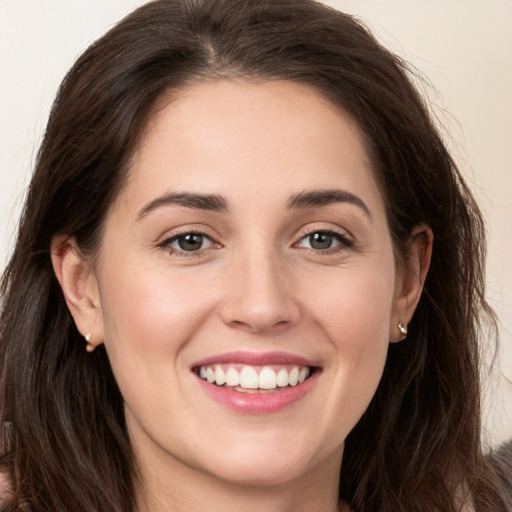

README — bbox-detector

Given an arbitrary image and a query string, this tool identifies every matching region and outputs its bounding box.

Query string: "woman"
[0,0,509,510]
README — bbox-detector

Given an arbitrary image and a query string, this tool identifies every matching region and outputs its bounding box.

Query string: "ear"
[51,234,104,351]
[390,224,433,342]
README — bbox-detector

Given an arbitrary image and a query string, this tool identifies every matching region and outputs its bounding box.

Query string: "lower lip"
[195,372,318,413]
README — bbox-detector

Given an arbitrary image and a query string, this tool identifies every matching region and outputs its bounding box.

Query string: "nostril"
[220,298,302,333]
[226,318,295,334]
[273,320,292,329]
[219,266,302,332]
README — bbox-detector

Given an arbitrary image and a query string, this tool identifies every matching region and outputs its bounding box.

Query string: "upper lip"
[192,351,318,368]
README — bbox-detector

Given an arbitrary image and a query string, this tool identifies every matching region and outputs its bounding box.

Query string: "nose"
[219,251,302,334]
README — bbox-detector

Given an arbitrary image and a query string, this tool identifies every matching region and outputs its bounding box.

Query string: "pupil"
[310,232,332,250]
[178,234,203,251]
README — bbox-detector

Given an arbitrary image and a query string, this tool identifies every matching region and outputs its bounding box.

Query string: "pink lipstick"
[192,351,319,413]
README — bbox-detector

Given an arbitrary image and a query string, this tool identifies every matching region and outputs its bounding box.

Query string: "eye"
[160,232,217,254]
[296,230,352,251]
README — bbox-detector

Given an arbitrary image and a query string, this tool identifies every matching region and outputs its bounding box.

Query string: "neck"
[135,446,344,512]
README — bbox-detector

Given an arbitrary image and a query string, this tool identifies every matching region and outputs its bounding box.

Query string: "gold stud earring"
[84,333,95,352]
[398,321,408,336]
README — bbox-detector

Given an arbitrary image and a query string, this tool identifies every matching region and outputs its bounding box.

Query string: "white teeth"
[276,368,289,387]
[240,366,259,389]
[198,364,312,390]
[258,367,277,389]
[288,367,299,386]
[298,367,309,384]
[214,365,226,386]
[206,367,215,383]
[225,367,240,387]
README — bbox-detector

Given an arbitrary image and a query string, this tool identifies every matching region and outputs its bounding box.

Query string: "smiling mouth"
[194,364,313,393]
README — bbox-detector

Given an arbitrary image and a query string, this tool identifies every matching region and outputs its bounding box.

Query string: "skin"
[52,80,432,512]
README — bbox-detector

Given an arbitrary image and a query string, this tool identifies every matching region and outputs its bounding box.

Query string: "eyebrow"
[136,192,228,221]
[135,188,372,221]
[287,189,372,220]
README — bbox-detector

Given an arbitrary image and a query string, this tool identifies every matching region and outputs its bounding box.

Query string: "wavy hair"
[0,0,508,510]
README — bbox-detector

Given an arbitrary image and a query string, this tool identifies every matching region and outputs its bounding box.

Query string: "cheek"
[96,259,218,375]
[302,266,394,429]
[95,262,223,428]
[335,271,393,380]
[306,265,394,349]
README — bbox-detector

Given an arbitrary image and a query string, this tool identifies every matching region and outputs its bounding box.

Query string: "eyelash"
[293,229,354,255]
[157,228,353,257]
[158,230,220,257]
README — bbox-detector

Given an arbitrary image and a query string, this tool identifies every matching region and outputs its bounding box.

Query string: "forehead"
[120,79,385,217]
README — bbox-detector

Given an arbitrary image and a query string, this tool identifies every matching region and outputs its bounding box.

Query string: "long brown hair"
[0,1,508,510]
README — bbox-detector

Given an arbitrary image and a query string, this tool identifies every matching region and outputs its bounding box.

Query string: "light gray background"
[0,0,510,445]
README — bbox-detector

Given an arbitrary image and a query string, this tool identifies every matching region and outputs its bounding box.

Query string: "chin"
[204,456,310,488]
[193,434,329,488]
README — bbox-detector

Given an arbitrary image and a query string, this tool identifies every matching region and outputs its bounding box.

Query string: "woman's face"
[84,81,415,488]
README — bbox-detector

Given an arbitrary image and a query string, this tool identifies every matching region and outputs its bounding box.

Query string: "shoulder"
[487,439,512,477]
[486,440,512,508]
